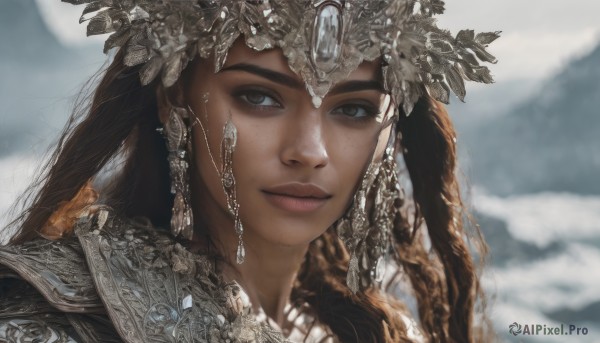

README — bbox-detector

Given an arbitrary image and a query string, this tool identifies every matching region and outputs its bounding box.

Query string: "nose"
[280,111,329,169]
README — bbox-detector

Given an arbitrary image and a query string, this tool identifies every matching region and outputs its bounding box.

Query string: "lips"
[263,183,332,199]
[262,183,332,213]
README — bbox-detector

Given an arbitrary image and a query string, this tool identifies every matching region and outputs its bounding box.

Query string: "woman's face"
[184,39,393,250]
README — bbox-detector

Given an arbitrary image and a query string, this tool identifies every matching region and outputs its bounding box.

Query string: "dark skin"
[160,39,394,329]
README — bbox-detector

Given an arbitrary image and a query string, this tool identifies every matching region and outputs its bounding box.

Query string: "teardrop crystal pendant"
[171,192,185,237]
[374,256,386,283]
[223,119,238,152]
[235,219,244,236]
[346,254,360,293]
[236,239,245,264]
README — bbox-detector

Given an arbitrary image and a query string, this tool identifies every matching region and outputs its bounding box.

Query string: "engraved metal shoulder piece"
[0,236,121,341]
[75,209,291,343]
[0,314,82,343]
[0,236,103,313]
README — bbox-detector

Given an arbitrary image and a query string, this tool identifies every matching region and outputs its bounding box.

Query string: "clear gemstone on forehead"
[311,2,343,76]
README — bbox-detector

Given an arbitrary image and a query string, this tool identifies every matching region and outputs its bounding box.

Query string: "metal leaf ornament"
[62,0,499,115]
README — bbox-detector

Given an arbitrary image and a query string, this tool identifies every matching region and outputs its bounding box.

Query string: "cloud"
[437,0,600,80]
[35,0,105,46]
[487,243,600,311]
[490,28,599,80]
[474,190,600,247]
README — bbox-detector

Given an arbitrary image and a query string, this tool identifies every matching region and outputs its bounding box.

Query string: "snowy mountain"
[464,42,600,195]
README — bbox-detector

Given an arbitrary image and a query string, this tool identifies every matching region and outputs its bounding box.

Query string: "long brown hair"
[5,48,490,342]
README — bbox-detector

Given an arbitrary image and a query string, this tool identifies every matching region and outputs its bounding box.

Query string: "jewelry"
[335,161,378,294]
[190,95,246,265]
[161,106,194,240]
[220,117,245,265]
[336,125,403,293]
[65,0,499,115]
[367,131,403,284]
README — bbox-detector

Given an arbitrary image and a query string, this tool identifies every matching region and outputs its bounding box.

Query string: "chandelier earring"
[335,157,379,293]
[158,105,194,240]
[221,116,245,265]
[367,126,404,286]
[336,123,403,293]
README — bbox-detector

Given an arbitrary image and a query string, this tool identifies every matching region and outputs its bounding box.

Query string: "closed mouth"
[262,183,332,199]
[261,183,332,212]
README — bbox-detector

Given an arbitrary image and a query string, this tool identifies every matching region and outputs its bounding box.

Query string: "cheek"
[330,123,384,176]
[327,123,393,212]
[373,124,393,161]
[190,96,282,217]
[190,95,231,210]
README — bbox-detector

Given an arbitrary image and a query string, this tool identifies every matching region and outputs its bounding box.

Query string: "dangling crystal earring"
[190,95,246,265]
[160,105,194,240]
[335,161,379,293]
[220,116,245,264]
[367,130,403,286]
[336,125,403,293]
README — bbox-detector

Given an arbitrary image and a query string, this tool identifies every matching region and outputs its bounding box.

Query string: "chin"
[247,215,332,247]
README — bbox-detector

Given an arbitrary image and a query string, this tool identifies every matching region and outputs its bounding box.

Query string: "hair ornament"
[63,0,499,114]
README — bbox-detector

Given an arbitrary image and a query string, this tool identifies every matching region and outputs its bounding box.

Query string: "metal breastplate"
[0,209,293,343]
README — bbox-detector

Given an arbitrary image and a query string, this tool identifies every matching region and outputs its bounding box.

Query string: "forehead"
[223,39,382,84]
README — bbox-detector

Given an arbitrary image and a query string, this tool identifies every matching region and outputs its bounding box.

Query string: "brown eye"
[332,104,378,119]
[245,92,266,104]
[239,90,281,107]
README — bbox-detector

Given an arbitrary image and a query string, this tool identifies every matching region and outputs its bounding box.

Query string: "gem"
[311,96,322,108]
[311,3,343,74]
[181,294,193,310]
[223,120,238,148]
[235,220,243,235]
[347,254,359,293]
[223,172,233,188]
[374,256,386,282]
[236,240,245,264]
[171,192,185,236]
[357,190,366,210]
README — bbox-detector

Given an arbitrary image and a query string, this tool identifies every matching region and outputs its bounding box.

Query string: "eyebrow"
[220,63,385,95]
[220,63,304,89]
[329,80,385,95]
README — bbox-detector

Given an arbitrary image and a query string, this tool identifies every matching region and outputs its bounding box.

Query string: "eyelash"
[331,103,380,121]
[233,88,283,112]
[233,88,379,120]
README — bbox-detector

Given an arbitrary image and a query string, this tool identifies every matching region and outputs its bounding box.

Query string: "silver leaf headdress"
[64,0,499,114]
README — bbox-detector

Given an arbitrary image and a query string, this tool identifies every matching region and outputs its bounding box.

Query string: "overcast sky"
[36,0,600,82]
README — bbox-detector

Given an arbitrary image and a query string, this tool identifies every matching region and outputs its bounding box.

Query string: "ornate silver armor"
[0,209,333,342]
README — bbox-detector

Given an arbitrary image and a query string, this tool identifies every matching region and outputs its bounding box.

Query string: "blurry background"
[1,0,599,341]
